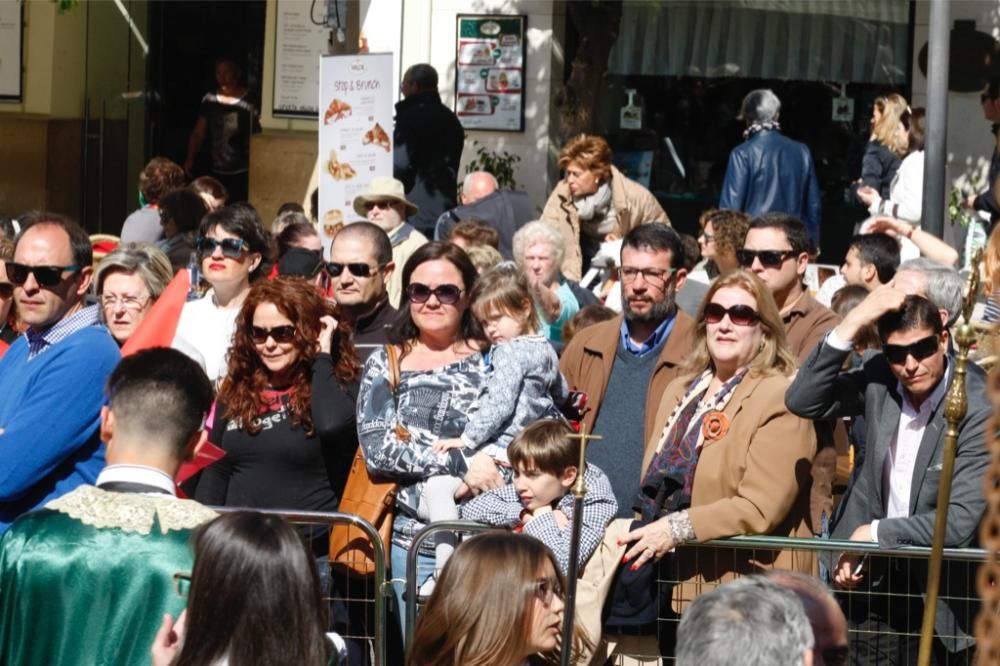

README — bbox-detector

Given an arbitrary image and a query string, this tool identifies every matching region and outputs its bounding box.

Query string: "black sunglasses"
[326,262,383,278]
[250,324,297,344]
[704,302,760,327]
[406,283,463,305]
[736,249,797,269]
[883,334,939,364]
[196,237,248,258]
[4,261,81,287]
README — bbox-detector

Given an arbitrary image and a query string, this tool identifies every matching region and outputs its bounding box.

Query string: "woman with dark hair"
[355,241,500,626]
[196,277,359,520]
[408,531,588,666]
[157,189,208,273]
[150,511,329,666]
[174,204,271,384]
[0,239,18,357]
[276,220,323,259]
[190,175,228,212]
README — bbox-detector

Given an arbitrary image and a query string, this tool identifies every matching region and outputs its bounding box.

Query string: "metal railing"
[210,507,389,666]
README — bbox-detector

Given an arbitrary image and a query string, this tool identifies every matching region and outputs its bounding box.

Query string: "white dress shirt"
[95,464,177,496]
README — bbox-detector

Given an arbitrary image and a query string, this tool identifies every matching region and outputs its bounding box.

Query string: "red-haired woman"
[196,277,360,517]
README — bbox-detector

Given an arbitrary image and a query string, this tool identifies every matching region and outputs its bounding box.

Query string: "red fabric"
[175,440,227,493]
[121,268,191,357]
[91,241,120,255]
[0,339,8,360]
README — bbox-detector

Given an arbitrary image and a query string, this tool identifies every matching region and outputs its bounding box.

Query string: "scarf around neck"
[743,120,781,140]
[573,181,617,237]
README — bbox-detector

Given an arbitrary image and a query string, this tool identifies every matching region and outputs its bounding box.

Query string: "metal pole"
[921,0,950,239]
[917,249,982,665]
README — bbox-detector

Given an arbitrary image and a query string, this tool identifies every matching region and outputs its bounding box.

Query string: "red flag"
[121,268,191,357]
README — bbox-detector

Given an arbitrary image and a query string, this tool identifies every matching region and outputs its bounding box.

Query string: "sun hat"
[352,176,419,218]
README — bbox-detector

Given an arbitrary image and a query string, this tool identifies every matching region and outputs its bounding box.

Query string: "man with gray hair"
[434,170,534,260]
[720,89,822,247]
[677,576,814,666]
[767,570,849,666]
[893,257,964,328]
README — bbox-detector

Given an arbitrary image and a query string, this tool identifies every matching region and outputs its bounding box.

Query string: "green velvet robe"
[0,486,217,666]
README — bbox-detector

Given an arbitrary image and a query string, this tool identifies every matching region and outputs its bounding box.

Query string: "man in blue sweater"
[0,214,120,531]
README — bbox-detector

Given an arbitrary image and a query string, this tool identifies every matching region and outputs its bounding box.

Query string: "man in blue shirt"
[0,214,120,531]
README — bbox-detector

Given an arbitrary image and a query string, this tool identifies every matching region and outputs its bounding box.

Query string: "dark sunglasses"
[736,249,797,269]
[704,302,760,327]
[250,324,297,344]
[325,262,383,278]
[4,261,81,287]
[364,200,397,211]
[406,283,463,305]
[196,237,248,258]
[883,334,939,364]
[0,282,12,298]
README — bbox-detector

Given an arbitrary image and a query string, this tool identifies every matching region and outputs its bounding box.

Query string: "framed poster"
[455,14,526,132]
[318,53,394,253]
[273,2,330,118]
[0,0,23,101]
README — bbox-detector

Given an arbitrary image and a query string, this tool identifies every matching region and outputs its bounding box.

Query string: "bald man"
[434,170,534,260]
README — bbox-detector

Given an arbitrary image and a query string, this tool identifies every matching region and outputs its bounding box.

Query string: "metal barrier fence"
[210,507,389,666]
[402,525,987,665]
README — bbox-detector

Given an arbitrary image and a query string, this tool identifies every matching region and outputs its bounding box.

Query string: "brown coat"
[783,289,840,363]
[641,371,817,608]
[541,166,669,281]
[559,311,695,448]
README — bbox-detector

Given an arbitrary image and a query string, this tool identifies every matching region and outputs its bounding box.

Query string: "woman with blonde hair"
[620,269,815,583]
[408,531,589,666]
[94,243,174,345]
[853,94,909,204]
[694,208,750,281]
[541,134,669,281]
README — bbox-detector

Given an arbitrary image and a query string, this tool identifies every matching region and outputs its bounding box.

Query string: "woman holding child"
[621,269,817,585]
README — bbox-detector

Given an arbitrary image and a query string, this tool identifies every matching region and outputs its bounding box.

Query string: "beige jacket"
[387,224,429,308]
[541,165,669,281]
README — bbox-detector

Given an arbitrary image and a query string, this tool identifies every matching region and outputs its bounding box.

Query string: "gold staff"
[560,423,602,666]
[918,248,982,665]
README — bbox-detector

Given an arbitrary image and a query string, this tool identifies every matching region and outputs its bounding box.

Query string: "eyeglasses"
[325,262,384,278]
[704,302,760,327]
[4,261,81,287]
[699,231,714,242]
[533,577,563,605]
[821,646,849,666]
[196,237,248,258]
[620,266,675,285]
[100,293,151,312]
[364,200,397,212]
[406,283,463,305]
[250,324,298,344]
[882,334,939,364]
[736,249,797,269]
[173,572,191,597]
[0,282,12,298]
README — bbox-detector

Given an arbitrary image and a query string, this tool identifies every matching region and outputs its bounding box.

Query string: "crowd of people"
[0,65,998,666]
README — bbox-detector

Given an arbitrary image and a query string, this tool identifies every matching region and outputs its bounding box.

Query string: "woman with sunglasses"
[620,270,816,596]
[195,277,359,523]
[408,531,589,666]
[692,208,750,283]
[0,239,19,358]
[174,204,270,384]
[93,244,173,346]
[356,241,502,628]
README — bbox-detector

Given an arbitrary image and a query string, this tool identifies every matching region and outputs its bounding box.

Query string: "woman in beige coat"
[541,134,669,281]
[621,270,816,600]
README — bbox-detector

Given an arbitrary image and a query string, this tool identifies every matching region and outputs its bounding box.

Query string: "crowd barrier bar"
[403,520,496,649]
[210,507,389,666]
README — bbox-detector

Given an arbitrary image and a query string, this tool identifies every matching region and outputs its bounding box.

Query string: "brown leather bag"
[329,345,405,575]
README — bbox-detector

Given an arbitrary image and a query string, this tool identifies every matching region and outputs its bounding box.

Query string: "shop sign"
[0,0,22,102]
[455,14,526,132]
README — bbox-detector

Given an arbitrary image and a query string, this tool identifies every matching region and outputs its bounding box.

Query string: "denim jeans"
[389,541,435,636]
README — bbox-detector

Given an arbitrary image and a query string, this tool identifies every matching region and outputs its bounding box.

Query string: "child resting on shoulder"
[461,419,618,576]
[415,265,572,597]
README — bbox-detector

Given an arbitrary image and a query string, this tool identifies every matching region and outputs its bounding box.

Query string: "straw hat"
[352,176,419,218]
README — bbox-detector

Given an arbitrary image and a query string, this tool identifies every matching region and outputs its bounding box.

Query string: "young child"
[416,265,570,597]
[460,419,618,576]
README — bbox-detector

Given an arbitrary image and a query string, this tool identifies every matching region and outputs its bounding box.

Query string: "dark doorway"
[147,1,266,171]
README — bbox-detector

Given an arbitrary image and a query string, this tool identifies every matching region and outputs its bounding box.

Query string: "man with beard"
[560,223,694,516]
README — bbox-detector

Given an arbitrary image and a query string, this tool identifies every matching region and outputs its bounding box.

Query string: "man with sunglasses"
[328,222,396,362]
[786,292,989,663]
[0,349,217,665]
[352,176,427,308]
[0,214,121,532]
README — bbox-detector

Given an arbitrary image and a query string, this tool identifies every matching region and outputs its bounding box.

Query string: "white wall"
[402,0,560,215]
[910,0,1000,250]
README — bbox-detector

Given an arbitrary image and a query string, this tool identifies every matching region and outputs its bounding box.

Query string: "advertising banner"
[318,53,395,252]
[455,15,526,132]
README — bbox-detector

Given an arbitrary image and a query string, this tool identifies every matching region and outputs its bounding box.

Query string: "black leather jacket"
[719,129,822,243]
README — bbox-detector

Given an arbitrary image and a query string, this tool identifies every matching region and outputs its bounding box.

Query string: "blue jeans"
[390,541,435,636]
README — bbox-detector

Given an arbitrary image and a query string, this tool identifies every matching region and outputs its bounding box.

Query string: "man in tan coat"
[560,224,693,517]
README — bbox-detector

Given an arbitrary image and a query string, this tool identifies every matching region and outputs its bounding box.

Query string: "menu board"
[0,1,22,101]
[273,2,330,118]
[318,53,394,253]
[455,15,526,132]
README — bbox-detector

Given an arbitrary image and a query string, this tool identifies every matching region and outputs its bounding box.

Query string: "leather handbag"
[330,345,406,575]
